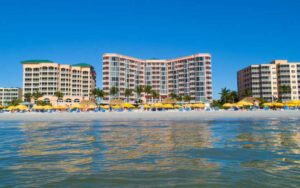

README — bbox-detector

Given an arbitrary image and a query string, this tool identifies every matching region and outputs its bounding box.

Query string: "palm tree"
[183,95,192,103]
[93,88,105,104]
[258,98,267,107]
[110,86,119,100]
[279,85,291,101]
[24,93,32,102]
[243,89,252,98]
[8,99,22,106]
[279,85,291,94]
[144,85,152,99]
[32,91,43,104]
[176,95,183,102]
[219,87,231,104]
[211,100,222,108]
[125,88,134,102]
[135,85,144,103]
[229,91,238,103]
[151,90,159,102]
[92,88,98,96]
[169,93,177,99]
[54,91,64,100]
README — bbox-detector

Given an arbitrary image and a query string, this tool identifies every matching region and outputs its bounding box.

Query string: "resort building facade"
[237,60,300,102]
[0,87,22,106]
[22,60,96,105]
[102,53,212,103]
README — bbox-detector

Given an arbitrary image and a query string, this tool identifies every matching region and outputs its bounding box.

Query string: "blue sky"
[0,0,300,99]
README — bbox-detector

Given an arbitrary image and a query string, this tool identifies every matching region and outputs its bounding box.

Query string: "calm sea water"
[0,118,300,187]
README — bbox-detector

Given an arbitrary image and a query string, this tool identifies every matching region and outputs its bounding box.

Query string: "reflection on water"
[0,119,300,187]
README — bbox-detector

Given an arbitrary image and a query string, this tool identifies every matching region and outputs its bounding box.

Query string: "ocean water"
[0,118,300,187]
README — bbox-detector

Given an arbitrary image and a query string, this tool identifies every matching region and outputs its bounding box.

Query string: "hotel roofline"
[21,60,94,68]
[239,60,300,68]
[0,87,21,89]
[103,53,211,62]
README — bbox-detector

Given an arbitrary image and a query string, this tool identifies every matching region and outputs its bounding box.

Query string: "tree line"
[93,85,193,104]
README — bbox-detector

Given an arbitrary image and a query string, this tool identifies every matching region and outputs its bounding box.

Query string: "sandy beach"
[1,110,300,122]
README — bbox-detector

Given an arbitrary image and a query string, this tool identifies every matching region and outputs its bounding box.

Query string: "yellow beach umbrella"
[71,103,82,109]
[123,103,135,108]
[163,104,173,109]
[286,100,300,106]
[100,105,110,109]
[223,103,233,108]
[0,105,4,109]
[274,102,284,108]
[7,106,16,111]
[152,103,163,108]
[33,105,43,110]
[143,104,151,109]
[190,104,196,108]
[43,105,53,110]
[112,105,121,109]
[192,103,205,108]
[15,105,28,111]
[233,103,243,108]
[286,103,296,107]
[174,104,181,108]
[237,101,253,106]
[263,102,274,107]
[54,105,68,110]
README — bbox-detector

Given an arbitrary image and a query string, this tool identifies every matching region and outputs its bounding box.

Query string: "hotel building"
[0,87,22,106]
[22,60,96,104]
[102,53,212,103]
[237,60,300,102]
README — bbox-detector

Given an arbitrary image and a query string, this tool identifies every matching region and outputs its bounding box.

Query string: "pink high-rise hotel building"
[102,53,212,103]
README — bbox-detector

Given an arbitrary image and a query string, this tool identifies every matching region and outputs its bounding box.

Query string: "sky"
[0,0,300,99]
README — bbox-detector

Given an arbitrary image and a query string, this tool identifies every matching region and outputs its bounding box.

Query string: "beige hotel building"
[102,53,212,103]
[0,87,22,106]
[22,60,96,105]
[238,60,300,102]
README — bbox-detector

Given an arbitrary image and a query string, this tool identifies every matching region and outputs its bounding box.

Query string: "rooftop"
[103,53,211,62]
[21,60,93,68]
[72,63,93,68]
[21,60,54,64]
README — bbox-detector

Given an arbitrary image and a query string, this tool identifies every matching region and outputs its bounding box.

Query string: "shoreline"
[1,110,300,122]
